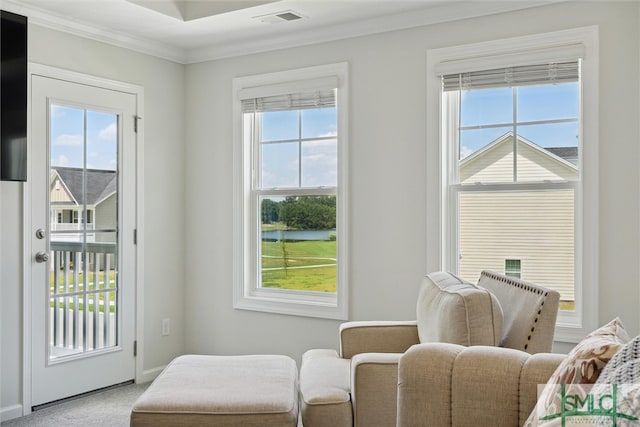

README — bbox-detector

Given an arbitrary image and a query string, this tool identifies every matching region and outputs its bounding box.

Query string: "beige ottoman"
[130,354,298,426]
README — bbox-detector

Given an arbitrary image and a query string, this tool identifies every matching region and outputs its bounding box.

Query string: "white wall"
[184,1,640,362]
[1,183,24,420]
[1,25,186,418]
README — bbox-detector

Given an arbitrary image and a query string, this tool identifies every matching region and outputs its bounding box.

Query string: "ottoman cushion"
[130,354,298,427]
[299,349,352,427]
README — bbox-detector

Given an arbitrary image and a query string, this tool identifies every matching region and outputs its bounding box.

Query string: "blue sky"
[459,82,579,159]
[50,104,118,171]
[260,107,337,188]
[49,83,576,175]
[257,83,579,183]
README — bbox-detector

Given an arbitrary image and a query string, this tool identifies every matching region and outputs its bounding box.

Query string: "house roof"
[52,167,117,206]
[458,132,579,184]
[546,147,578,164]
[461,132,578,170]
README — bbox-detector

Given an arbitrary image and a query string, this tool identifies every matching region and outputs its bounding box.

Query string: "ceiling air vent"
[254,10,305,24]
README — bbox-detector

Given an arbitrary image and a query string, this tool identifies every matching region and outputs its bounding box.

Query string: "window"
[505,259,521,279]
[427,27,599,341]
[233,63,349,319]
[448,62,579,303]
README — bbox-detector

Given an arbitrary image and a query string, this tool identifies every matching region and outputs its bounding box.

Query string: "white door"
[30,73,137,407]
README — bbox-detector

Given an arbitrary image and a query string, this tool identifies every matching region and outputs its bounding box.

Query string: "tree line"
[262,196,336,230]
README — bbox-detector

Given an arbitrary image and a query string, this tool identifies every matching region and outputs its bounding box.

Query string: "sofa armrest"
[518,352,566,426]
[339,321,419,359]
[397,343,564,427]
[351,352,402,427]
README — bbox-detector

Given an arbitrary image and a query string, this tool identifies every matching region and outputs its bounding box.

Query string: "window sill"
[233,290,348,320]
[553,311,599,344]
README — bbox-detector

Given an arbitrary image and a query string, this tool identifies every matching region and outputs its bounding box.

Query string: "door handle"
[35,252,49,263]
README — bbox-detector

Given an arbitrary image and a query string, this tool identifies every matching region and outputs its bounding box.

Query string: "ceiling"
[2,0,557,63]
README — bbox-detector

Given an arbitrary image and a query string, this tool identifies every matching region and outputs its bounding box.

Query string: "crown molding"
[0,0,187,63]
[1,0,564,65]
[185,1,563,64]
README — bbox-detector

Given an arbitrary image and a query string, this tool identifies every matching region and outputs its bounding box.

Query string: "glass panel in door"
[48,104,120,361]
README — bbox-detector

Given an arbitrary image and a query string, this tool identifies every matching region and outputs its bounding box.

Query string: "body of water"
[261,229,335,241]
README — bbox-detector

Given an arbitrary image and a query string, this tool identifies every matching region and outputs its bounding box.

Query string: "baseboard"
[1,404,24,422]
[139,365,166,384]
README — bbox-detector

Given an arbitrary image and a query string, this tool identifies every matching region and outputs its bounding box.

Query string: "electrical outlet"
[162,318,170,336]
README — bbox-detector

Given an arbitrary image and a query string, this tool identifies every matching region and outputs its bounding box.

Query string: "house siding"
[50,176,74,203]
[96,193,117,243]
[461,136,577,183]
[458,190,575,300]
[458,136,577,301]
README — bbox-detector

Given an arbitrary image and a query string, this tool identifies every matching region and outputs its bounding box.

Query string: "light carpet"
[1,382,150,427]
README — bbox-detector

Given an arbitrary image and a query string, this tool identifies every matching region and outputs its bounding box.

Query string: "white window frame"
[426,27,599,342]
[232,63,349,320]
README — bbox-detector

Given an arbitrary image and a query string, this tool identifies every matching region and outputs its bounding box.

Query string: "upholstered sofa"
[397,316,634,427]
[396,343,565,427]
[299,270,560,427]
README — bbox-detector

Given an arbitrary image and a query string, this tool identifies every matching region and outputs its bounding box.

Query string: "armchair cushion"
[477,270,560,353]
[417,271,503,346]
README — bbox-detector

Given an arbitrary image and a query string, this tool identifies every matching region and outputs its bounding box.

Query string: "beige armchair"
[299,270,560,427]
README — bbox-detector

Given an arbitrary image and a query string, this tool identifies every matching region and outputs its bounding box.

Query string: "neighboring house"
[50,167,117,243]
[458,132,578,301]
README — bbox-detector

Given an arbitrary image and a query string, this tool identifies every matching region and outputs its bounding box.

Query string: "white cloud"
[86,152,117,171]
[54,134,83,146]
[99,123,117,140]
[319,127,337,138]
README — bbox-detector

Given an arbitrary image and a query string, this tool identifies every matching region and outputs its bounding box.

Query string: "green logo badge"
[538,384,639,426]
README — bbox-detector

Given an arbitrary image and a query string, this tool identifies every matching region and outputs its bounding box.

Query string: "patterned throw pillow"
[591,335,640,426]
[595,334,640,384]
[525,317,630,426]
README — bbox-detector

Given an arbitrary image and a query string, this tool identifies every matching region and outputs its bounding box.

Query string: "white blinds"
[240,76,338,113]
[442,61,580,92]
[241,89,336,113]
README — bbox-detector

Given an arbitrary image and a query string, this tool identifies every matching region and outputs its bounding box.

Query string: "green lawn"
[261,240,336,292]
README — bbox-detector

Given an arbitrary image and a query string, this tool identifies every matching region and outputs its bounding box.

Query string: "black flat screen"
[1,10,28,182]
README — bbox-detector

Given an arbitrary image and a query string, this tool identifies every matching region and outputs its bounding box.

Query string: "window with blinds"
[442,60,581,307]
[233,63,349,320]
[241,86,338,190]
[429,27,599,339]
